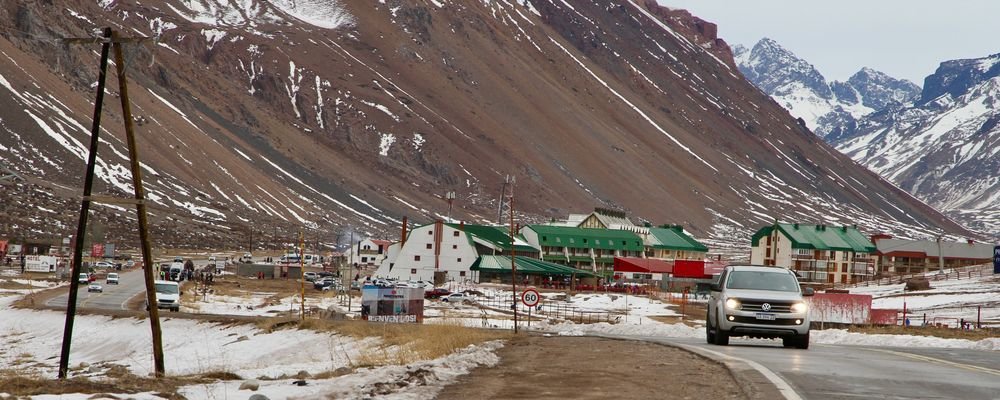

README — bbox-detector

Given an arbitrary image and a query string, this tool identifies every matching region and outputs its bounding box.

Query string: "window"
[426,243,433,249]
[542,236,547,241]
[428,230,433,235]
[459,271,466,277]
[842,252,849,261]
[361,257,368,262]
[457,258,462,263]
[622,240,627,246]
[583,238,588,244]
[453,231,460,237]
[410,268,417,274]
[414,255,421,261]
[452,244,458,249]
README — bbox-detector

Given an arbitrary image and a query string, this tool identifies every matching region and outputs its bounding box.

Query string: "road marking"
[870,348,1000,377]
[676,344,803,400]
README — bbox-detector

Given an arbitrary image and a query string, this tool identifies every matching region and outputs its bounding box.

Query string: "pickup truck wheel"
[796,332,810,349]
[713,314,730,346]
[172,307,179,312]
[705,310,716,344]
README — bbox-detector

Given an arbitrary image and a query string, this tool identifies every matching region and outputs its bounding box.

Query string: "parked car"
[78,273,90,284]
[303,272,319,282]
[94,261,113,269]
[442,293,469,303]
[106,273,120,285]
[424,288,451,299]
[313,278,336,290]
[87,283,103,293]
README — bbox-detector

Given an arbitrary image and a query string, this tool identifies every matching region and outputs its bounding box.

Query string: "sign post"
[993,245,1000,274]
[522,288,540,329]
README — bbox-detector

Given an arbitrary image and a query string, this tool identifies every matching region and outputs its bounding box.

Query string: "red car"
[424,288,451,299]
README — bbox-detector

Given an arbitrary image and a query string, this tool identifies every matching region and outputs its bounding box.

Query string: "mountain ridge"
[0,1,970,250]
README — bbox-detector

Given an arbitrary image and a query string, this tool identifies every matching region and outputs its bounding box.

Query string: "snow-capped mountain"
[0,1,969,250]
[835,53,1000,235]
[734,38,920,140]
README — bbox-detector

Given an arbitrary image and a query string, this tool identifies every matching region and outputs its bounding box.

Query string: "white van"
[147,280,181,312]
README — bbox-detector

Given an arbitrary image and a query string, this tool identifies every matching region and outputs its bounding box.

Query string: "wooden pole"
[113,30,165,377]
[59,27,112,380]
[300,231,306,320]
[508,176,518,333]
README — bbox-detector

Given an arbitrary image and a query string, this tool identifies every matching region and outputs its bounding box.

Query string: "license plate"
[755,313,776,321]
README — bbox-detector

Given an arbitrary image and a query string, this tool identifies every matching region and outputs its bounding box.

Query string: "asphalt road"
[634,336,1000,400]
[46,269,151,311]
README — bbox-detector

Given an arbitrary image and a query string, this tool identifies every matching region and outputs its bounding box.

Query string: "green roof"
[526,225,644,251]
[443,223,537,253]
[751,223,875,253]
[470,255,597,277]
[648,226,708,252]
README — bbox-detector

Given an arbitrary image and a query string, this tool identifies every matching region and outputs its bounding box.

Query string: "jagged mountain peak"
[736,38,919,139]
[920,52,1000,104]
[741,37,830,98]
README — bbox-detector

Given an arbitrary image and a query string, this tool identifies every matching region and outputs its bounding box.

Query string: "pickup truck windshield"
[726,271,800,292]
[154,283,179,294]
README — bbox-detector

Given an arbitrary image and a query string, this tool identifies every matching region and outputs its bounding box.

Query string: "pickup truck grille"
[158,299,175,304]
[739,299,794,313]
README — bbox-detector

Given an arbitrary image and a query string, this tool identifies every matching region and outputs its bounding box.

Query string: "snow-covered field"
[1,271,997,398]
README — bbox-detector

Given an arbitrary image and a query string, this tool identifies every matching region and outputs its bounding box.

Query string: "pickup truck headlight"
[791,302,808,313]
[725,298,741,310]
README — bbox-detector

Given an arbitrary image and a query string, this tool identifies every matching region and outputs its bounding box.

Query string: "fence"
[834,263,993,289]
[475,294,621,324]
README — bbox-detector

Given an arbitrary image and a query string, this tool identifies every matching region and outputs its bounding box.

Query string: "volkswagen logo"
[761,303,772,311]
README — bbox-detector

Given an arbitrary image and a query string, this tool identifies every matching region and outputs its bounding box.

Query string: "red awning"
[613,257,674,274]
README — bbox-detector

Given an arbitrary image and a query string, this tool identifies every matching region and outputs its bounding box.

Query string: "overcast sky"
[658,0,1000,85]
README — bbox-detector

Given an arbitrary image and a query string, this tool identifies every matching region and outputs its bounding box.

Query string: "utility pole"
[299,231,305,320]
[937,234,944,274]
[59,28,165,379]
[497,178,509,225]
[508,175,518,333]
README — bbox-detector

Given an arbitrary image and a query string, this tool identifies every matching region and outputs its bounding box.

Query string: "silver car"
[707,265,813,349]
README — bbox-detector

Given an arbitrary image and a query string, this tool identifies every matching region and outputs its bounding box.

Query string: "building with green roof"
[520,225,644,276]
[643,225,709,261]
[750,223,876,284]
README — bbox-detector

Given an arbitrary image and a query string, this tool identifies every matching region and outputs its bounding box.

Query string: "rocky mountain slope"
[835,53,1000,236]
[734,38,920,140]
[0,0,968,251]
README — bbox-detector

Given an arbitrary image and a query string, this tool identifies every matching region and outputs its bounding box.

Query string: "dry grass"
[255,317,511,368]
[848,325,999,340]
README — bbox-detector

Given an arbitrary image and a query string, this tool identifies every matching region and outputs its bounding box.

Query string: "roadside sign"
[521,288,540,307]
[993,245,1000,274]
[92,243,104,258]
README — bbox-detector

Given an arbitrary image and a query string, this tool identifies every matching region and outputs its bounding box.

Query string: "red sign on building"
[92,243,104,258]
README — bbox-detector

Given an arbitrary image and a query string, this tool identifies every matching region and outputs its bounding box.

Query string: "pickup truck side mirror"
[802,287,815,296]
[709,283,720,292]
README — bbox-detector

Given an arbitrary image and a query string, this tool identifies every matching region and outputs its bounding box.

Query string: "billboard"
[994,245,1000,274]
[361,286,425,323]
[91,243,104,258]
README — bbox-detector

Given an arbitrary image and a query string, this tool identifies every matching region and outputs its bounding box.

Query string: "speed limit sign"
[521,288,540,307]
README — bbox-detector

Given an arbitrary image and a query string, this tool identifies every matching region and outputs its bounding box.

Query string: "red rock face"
[0,0,965,249]
[641,0,736,68]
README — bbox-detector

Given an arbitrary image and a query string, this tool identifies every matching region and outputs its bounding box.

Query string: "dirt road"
[436,334,747,400]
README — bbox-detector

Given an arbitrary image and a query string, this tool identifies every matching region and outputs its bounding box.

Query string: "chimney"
[400,216,408,246]
[460,221,465,231]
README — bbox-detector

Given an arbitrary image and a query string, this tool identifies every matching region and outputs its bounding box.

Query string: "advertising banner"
[360,286,424,323]
[994,245,1000,274]
[104,243,115,258]
[92,243,104,258]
